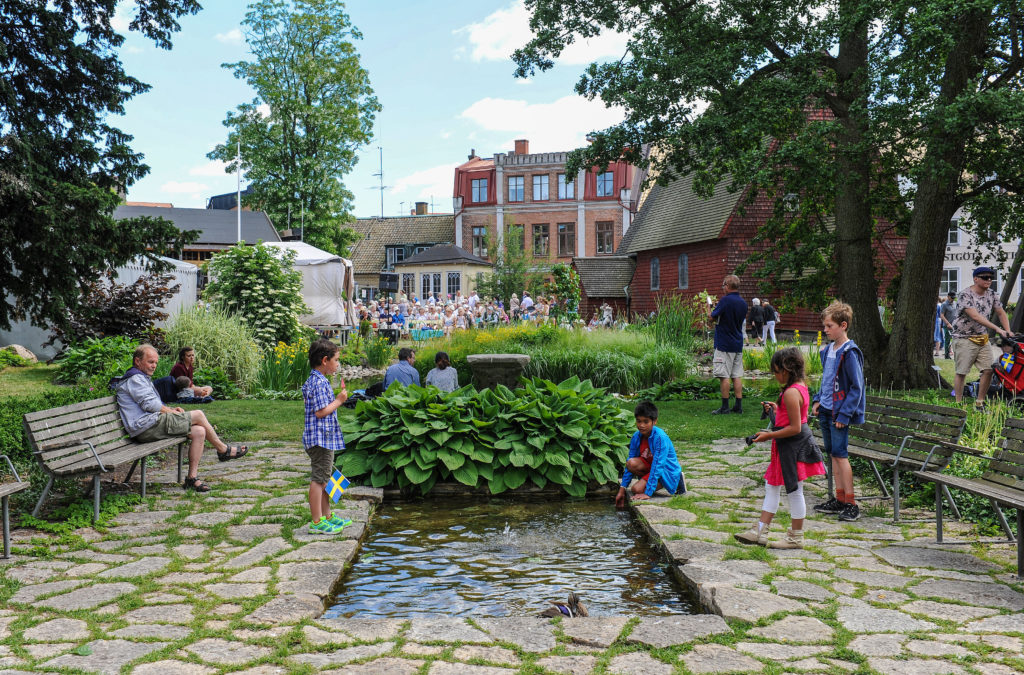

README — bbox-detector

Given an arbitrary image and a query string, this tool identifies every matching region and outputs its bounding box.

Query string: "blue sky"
[116,0,627,219]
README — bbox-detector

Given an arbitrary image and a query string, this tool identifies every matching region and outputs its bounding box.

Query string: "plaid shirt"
[302,370,345,451]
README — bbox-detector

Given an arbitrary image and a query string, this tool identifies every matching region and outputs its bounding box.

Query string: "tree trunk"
[833,1,889,381]
[880,8,993,389]
[1000,245,1024,309]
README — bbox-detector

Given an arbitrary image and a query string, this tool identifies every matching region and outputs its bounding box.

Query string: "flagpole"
[236,140,241,244]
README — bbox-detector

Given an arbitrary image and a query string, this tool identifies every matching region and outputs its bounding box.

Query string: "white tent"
[115,256,199,325]
[264,241,357,327]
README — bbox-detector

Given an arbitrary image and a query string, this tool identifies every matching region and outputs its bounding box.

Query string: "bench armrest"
[0,455,21,482]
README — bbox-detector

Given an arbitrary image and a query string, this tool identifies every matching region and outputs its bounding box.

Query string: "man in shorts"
[952,266,1012,408]
[711,274,748,414]
[116,344,240,492]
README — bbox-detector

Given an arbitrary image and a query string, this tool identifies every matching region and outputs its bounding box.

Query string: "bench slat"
[25,405,121,436]
[866,396,969,418]
[53,440,181,477]
[35,422,126,452]
[0,481,30,498]
[23,396,117,422]
[852,425,954,455]
[993,447,1024,469]
[916,471,1024,509]
[865,414,962,437]
[31,415,123,443]
[864,405,965,428]
[40,432,134,469]
[980,470,1024,490]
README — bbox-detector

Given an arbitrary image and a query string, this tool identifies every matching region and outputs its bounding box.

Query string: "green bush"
[363,336,393,369]
[0,350,30,369]
[164,306,262,391]
[194,365,242,400]
[54,336,137,385]
[338,376,632,497]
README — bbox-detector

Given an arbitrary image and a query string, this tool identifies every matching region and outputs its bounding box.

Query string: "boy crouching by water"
[302,338,350,535]
[615,401,686,507]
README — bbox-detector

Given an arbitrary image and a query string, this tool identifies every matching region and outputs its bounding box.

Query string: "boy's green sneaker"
[326,512,352,529]
[309,519,342,535]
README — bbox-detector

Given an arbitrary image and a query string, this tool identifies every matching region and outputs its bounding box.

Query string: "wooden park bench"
[812,395,968,521]
[1,455,29,558]
[23,396,188,522]
[913,417,1024,578]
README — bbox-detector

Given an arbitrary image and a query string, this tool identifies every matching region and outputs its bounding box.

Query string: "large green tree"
[515,0,1024,388]
[0,0,200,333]
[208,0,379,257]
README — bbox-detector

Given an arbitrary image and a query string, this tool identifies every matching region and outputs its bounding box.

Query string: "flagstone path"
[0,437,1022,674]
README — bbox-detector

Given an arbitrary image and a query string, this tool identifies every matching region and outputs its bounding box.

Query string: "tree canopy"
[514,0,1024,388]
[0,0,201,333]
[208,0,379,257]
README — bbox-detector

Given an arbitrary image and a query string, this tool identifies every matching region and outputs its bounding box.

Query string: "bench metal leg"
[869,460,890,499]
[991,499,1015,541]
[93,475,101,522]
[124,459,139,485]
[177,443,184,485]
[31,476,54,518]
[140,458,147,500]
[943,486,961,521]
[935,483,944,543]
[892,466,901,522]
[2,495,9,559]
[1017,509,1023,579]
[824,461,834,500]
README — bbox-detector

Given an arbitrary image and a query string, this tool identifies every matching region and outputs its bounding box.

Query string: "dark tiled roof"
[619,172,740,254]
[348,215,455,275]
[572,256,635,298]
[398,245,490,267]
[113,205,279,246]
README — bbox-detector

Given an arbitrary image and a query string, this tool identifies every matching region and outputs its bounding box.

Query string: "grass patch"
[0,363,63,396]
[182,399,356,444]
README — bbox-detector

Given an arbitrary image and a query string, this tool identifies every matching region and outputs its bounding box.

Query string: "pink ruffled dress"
[764,382,826,486]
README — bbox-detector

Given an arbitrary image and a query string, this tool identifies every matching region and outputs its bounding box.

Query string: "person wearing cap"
[952,266,1012,407]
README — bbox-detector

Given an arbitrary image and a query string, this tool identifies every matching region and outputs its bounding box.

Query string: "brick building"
[572,256,634,320]
[452,140,641,273]
[619,171,905,332]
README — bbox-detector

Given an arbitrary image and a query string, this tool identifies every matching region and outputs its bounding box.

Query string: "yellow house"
[393,245,492,302]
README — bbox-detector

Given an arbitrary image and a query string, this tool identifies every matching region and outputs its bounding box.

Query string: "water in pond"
[325,497,696,618]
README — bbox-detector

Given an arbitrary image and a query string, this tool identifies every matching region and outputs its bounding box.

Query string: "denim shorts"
[817,408,850,459]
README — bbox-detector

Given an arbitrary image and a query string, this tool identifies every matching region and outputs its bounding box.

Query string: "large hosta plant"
[338,377,631,496]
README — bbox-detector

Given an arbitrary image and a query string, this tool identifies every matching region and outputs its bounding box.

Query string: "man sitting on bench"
[115,344,247,493]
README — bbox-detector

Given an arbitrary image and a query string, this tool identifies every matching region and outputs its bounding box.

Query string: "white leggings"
[762,481,806,519]
[762,321,777,343]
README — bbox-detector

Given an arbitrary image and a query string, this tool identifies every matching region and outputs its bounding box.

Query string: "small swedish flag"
[325,470,350,503]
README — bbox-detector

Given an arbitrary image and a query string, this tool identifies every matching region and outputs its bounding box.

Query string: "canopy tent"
[115,255,199,324]
[264,241,357,327]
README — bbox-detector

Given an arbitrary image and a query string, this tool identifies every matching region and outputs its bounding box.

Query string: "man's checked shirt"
[302,370,345,451]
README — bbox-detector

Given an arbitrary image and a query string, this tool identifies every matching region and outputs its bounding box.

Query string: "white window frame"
[508,176,524,202]
[947,219,960,246]
[938,268,959,297]
[596,171,615,197]
[471,178,488,203]
[558,173,574,200]
[532,175,549,201]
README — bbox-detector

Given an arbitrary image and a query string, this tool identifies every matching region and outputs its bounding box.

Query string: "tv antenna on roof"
[368,146,389,218]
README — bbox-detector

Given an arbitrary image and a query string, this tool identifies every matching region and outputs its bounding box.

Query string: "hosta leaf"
[468,446,493,463]
[544,463,572,485]
[404,463,433,484]
[437,449,465,471]
[526,434,549,451]
[338,452,369,476]
[429,429,452,446]
[508,449,532,468]
[502,466,527,490]
[563,479,587,498]
[488,472,507,494]
[544,451,571,469]
[452,461,479,486]
[476,462,493,481]
[530,473,548,489]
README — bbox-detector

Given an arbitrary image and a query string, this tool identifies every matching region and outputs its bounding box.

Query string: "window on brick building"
[596,171,615,197]
[677,254,689,289]
[558,173,574,199]
[508,176,524,202]
[533,224,550,257]
[506,224,525,253]
[402,273,415,297]
[472,226,487,257]
[557,222,575,256]
[532,175,549,201]
[650,257,660,290]
[471,178,488,203]
[596,221,614,254]
[447,272,461,298]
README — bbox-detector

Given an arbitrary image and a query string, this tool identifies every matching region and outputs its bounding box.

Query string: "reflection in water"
[324,497,695,618]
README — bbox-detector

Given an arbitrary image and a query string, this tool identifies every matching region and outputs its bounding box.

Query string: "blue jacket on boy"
[620,426,683,497]
[812,339,866,426]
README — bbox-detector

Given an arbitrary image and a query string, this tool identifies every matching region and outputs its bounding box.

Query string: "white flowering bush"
[203,243,310,348]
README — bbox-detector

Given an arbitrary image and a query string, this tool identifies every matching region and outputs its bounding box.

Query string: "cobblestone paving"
[0,438,1022,673]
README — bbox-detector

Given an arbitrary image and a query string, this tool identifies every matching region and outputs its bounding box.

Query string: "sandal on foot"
[217,445,248,461]
[183,476,211,492]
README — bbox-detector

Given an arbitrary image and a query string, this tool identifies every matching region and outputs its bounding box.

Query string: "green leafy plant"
[0,350,29,369]
[256,338,311,393]
[546,263,581,324]
[203,242,310,348]
[338,376,632,497]
[164,306,262,391]
[651,294,700,353]
[363,336,393,369]
[54,336,137,385]
[194,365,241,400]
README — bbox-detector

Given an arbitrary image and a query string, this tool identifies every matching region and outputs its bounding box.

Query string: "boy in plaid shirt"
[302,339,350,535]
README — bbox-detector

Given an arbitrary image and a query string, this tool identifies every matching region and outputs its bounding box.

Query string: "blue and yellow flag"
[325,470,350,503]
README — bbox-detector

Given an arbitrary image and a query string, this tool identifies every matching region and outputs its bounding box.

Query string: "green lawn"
[184,399,357,445]
[632,399,759,445]
[0,364,63,396]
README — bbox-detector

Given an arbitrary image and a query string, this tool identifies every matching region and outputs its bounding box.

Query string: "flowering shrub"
[203,243,309,348]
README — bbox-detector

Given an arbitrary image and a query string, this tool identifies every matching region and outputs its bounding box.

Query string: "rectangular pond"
[325,496,696,618]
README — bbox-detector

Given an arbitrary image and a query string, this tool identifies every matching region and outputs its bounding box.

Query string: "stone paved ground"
[0,438,1022,674]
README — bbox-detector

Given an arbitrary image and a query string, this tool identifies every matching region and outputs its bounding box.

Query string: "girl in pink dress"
[735,347,826,549]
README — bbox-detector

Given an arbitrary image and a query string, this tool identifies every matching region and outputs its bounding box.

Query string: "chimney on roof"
[468,148,477,160]
[514,139,529,155]
[414,201,428,215]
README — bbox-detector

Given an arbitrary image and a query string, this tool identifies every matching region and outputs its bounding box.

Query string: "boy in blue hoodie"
[811,301,866,521]
[615,401,686,507]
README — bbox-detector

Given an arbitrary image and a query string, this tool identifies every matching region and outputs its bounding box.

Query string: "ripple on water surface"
[325,496,695,618]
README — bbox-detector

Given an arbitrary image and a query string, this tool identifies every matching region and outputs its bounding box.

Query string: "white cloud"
[390,163,460,203]
[189,160,231,178]
[110,1,133,32]
[123,45,143,55]
[256,103,271,118]
[456,1,628,65]
[215,28,243,44]
[460,95,624,152]
[161,181,209,194]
